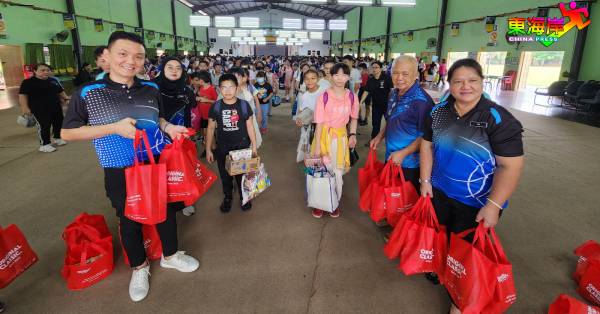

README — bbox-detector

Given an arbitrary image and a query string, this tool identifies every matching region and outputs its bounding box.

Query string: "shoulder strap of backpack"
[323,91,329,108]
[240,99,249,119]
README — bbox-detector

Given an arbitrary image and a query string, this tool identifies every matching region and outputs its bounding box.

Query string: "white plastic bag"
[306,169,338,213]
[241,163,271,205]
[296,125,311,163]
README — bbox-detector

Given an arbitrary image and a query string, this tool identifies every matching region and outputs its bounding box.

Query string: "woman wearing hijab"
[154,57,197,216]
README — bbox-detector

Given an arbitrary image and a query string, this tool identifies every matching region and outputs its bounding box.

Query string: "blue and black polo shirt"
[63,76,168,168]
[423,96,524,208]
[384,82,434,168]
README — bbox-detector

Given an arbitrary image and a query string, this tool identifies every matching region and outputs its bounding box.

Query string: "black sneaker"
[0,301,5,313]
[425,272,440,285]
[220,198,232,213]
[241,201,252,211]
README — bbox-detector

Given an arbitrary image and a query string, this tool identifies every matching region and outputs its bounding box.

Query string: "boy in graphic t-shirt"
[206,73,258,213]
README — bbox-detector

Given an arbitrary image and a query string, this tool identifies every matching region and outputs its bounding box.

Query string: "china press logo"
[506,1,591,47]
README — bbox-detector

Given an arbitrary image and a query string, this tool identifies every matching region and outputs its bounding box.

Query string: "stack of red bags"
[125,129,217,225]
[61,213,114,290]
[358,150,418,227]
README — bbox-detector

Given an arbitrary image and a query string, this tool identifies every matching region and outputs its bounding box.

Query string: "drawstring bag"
[125,129,167,225]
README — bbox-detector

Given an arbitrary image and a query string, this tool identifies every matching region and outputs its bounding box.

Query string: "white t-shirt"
[350,68,361,93]
[298,85,325,112]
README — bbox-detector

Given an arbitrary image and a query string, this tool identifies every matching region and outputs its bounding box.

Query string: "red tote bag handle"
[365,149,378,170]
[472,222,508,263]
[79,241,108,266]
[63,223,102,242]
[133,130,156,166]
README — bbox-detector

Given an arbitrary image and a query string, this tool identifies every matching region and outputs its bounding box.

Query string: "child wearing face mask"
[253,71,273,134]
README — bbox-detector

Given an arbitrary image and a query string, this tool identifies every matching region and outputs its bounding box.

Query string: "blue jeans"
[260,102,269,129]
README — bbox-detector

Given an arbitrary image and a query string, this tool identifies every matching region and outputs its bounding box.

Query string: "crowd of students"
[12,30,525,313]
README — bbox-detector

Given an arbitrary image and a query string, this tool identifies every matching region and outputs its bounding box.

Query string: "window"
[43,45,51,65]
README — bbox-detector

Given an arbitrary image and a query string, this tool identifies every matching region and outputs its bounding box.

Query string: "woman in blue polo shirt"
[419,58,524,314]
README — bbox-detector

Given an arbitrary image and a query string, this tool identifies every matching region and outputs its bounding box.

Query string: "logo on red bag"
[419,249,434,261]
[497,273,510,283]
[167,170,185,183]
[391,192,401,198]
[586,283,600,303]
[446,255,466,278]
[77,268,91,274]
[126,194,142,204]
[0,245,23,269]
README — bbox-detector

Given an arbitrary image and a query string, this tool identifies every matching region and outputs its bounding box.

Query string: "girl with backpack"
[310,63,359,218]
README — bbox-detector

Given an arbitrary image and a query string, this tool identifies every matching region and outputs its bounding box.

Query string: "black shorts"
[200,118,208,129]
[431,187,486,234]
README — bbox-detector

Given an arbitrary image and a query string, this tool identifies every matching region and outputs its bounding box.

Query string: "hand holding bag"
[0,224,39,289]
[125,129,167,225]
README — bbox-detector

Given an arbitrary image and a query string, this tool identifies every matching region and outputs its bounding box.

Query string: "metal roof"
[190,1,355,20]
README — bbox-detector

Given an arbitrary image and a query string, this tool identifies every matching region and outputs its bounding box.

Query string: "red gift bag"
[181,136,217,206]
[125,129,167,225]
[119,225,162,266]
[160,136,201,204]
[548,294,600,314]
[358,149,384,196]
[443,223,516,314]
[385,166,419,227]
[369,162,394,222]
[61,241,114,290]
[62,213,112,247]
[578,260,600,306]
[0,224,39,289]
[397,196,447,276]
[574,240,600,283]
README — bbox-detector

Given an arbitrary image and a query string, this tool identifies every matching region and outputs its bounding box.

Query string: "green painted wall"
[580,4,600,81]
[343,8,360,42]
[74,0,138,47]
[141,0,172,36]
[0,1,71,46]
[362,7,387,39]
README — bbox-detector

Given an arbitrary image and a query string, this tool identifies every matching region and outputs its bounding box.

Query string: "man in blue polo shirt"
[61,31,199,302]
[370,55,434,189]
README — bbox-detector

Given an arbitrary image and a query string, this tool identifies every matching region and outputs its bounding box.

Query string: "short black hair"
[330,62,350,76]
[94,45,107,60]
[191,71,212,84]
[198,60,209,66]
[228,67,244,77]
[358,63,368,70]
[219,73,238,87]
[33,63,51,71]
[304,69,319,79]
[447,58,484,82]
[256,70,266,78]
[342,55,354,62]
[107,31,145,49]
[371,61,383,68]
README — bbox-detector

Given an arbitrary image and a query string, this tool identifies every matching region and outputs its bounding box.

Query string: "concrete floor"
[1,93,600,314]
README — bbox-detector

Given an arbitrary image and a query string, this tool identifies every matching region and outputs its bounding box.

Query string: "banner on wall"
[115,23,124,31]
[147,31,155,40]
[160,33,166,41]
[485,16,496,33]
[134,27,143,36]
[63,14,76,30]
[94,19,104,32]
[487,31,498,46]
[451,23,460,36]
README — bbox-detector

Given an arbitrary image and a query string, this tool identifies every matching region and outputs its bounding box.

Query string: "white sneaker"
[39,144,57,153]
[182,206,195,216]
[160,251,199,273]
[53,138,67,146]
[129,264,150,302]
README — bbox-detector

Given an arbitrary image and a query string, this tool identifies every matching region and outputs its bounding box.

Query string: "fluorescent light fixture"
[240,17,260,28]
[286,42,295,45]
[328,19,347,30]
[178,0,193,8]
[250,29,265,37]
[234,29,249,37]
[190,15,211,27]
[305,19,325,30]
[310,31,323,39]
[231,37,241,41]
[276,42,285,45]
[277,30,293,37]
[247,41,256,45]
[283,18,302,29]
[287,37,299,42]
[196,9,208,16]
[258,41,266,45]
[254,37,266,42]
[243,36,254,41]
[300,38,310,43]
[291,0,327,3]
[294,31,308,38]
[294,42,303,45]
[337,0,372,4]
[381,0,416,5]
[217,29,232,37]
[214,16,235,28]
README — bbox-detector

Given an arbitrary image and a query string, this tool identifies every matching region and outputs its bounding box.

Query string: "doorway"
[516,51,565,90]
[0,45,24,110]
[477,51,507,77]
